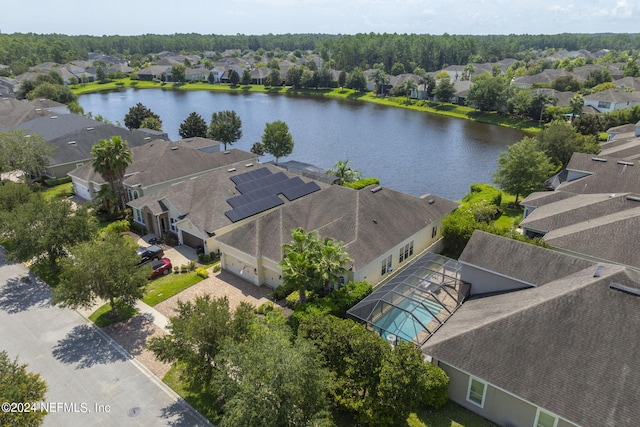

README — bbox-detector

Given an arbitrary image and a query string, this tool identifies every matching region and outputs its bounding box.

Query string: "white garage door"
[73,181,92,200]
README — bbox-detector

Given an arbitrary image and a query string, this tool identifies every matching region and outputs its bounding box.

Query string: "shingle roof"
[6,114,103,141]
[459,231,596,288]
[423,255,640,427]
[584,88,640,103]
[0,98,68,128]
[128,164,329,235]
[558,152,640,194]
[216,185,458,269]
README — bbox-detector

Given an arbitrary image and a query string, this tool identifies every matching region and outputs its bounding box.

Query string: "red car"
[149,258,172,279]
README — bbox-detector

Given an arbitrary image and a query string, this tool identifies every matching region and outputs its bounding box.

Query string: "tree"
[347,67,367,91]
[0,130,55,183]
[463,63,475,80]
[171,64,186,82]
[338,70,347,87]
[286,66,303,88]
[96,66,107,83]
[250,142,264,156]
[149,296,256,389]
[228,69,240,86]
[241,68,252,85]
[530,92,556,123]
[0,196,96,268]
[369,68,390,95]
[207,110,242,150]
[398,78,418,100]
[261,120,294,164]
[466,74,509,112]
[493,137,555,203]
[266,68,282,86]
[93,184,117,216]
[281,228,350,305]
[179,112,208,139]
[433,76,456,104]
[53,232,147,316]
[91,136,133,211]
[390,62,405,76]
[536,120,599,167]
[569,94,585,122]
[326,159,361,185]
[0,351,48,427]
[124,102,161,130]
[214,322,333,427]
[139,116,163,132]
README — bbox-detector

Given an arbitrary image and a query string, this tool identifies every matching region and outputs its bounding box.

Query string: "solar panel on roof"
[230,167,272,185]
[224,194,284,223]
[283,181,321,201]
[236,172,289,193]
[228,177,305,208]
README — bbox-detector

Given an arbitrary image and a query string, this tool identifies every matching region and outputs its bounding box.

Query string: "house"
[250,68,271,85]
[0,76,17,96]
[556,152,640,194]
[215,185,458,288]
[511,69,571,89]
[583,88,640,114]
[0,97,69,128]
[599,122,640,159]
[69,138,257,202]
[127,163,330,252]
[422,230,640,427]
[136,65,170,81]
[4,114,164,178]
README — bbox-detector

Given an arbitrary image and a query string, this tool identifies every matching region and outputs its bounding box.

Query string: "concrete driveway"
[0,248,210,427]
[135,234,198,269]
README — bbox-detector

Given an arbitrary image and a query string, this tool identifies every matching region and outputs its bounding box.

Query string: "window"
[534,409,558,427]
[432,225,438,238]
[170,217,177,232]
[597,101,611,109]
[133,208,144,224]
[381,254,392,276]
[127,188,133,201]
[466,377,487,407]
[399,241,414,264]
[133,190,139,200]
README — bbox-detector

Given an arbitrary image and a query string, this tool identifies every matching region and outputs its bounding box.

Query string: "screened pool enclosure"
[347,253,470,347]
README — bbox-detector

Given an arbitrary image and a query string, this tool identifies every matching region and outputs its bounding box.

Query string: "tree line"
[2,32,640,72]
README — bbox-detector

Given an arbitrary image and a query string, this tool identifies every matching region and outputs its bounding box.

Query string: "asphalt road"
[0,248,210,426]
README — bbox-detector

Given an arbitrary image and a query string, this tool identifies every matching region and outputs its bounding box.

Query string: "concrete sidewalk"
[134,299,171,333]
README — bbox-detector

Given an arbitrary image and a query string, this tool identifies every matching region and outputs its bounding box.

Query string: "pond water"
[79,89,526,200]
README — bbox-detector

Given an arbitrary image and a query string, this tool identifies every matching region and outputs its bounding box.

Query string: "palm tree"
[281,228,322,305]
[463,63,475,80]
[326,160,361,185]
[91,136,133,212]
[317,237,351,291]
[569,94,584,123]
[399,79,418,101]
[369,68,390,96]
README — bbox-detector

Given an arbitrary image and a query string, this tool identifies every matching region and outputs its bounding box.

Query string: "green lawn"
[141,271,204,306]
[89,302,137,327]
[40,182,73,200]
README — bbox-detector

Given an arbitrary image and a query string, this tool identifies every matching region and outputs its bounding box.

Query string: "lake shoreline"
[72,79,539,134]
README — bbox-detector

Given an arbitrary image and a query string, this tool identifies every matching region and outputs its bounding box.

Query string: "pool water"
[374,297,442,343]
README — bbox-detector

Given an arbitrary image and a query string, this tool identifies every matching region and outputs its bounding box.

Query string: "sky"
[2,0,639,36]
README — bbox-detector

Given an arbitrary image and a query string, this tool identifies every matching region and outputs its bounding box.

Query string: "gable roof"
[558,152,640,194]
[459,231,596,288]
[424,256,640,427]
[47,123,162,167]
[0,98,68,128]
[6,114,104,141]
[584,88,640,103]
[216,185,458,269]
[69,140,256,189]
[128,163,329,235]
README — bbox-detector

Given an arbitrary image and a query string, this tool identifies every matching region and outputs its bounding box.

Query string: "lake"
[78,89,526,200]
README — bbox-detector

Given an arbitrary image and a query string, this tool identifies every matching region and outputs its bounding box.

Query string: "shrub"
[188,260,197,272]
[195,267,209,279]
[344,177,381,190]
[101,219,130,235]
[420,363,450,409]
[255,302,275,315]
[212,264,221,273]
[44,176,72,187]
[271,281,296,301]
[463,183,502,206]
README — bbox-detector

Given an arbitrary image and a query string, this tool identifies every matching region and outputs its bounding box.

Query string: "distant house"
[69,138,256,202]
[583,88,640,113]
[136,65,170,81]
[512,69,571,89]
[4,114,164,178]
[216,185,458,288]
[423,230,640,427]
[0,98,69,128]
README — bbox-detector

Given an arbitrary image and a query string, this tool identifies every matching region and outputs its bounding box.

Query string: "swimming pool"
[373,297,442,344]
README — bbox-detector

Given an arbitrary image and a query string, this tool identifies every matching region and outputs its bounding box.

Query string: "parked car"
[137,245,164,266]
[149,258,172,279]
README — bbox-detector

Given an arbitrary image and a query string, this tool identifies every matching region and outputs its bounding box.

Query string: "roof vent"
[227,167,236,172]
[245,163,254,167]
[223,151,230,154]
[50,116,58,119]
[610,282,640,297]
[626,195,640,202]
[591,157,607,162]
[617,160,634,166]
[593,266,604,277]
[171,146,178,150]
[86,127,94,131]
[427,198,435,204]
[144,137,151,140]
[371,186,382,193]
[67,141,76,145]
